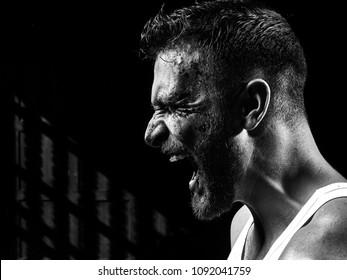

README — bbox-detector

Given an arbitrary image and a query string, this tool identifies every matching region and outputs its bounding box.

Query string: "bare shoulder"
[280,197,347,260]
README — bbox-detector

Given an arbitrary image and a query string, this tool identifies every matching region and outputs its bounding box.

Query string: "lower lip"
[189,171,199,192]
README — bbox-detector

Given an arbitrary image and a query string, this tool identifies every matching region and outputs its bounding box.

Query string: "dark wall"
[1,0,346,259]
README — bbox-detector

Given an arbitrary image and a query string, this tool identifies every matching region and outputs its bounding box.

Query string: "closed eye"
[151,100,201,116]
[176,107,195,115]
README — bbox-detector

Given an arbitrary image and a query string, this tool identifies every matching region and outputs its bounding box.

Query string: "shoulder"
[280,197,347,259]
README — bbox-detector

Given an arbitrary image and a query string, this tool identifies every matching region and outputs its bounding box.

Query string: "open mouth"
[169,152,200,192]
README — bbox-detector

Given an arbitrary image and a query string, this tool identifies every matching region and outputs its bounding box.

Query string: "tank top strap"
[228,216,254,260]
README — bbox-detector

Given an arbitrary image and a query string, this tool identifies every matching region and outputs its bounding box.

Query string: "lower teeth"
[189,170,198,189]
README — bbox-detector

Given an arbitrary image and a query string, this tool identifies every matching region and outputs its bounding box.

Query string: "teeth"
[169,155,179,162]
[189,170,199,191]
[169,154,188,162]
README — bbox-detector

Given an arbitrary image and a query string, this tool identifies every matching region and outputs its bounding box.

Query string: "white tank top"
[228,183,347,260]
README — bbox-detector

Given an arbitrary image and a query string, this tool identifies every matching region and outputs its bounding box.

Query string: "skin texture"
[145,47,243,220]
[144,47,347,259]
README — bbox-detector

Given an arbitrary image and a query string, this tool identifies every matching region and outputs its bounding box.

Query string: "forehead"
[154,47,201,73]
[152,48,203,101]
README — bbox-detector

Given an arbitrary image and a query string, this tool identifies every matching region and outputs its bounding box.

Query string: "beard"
[158,97,244,221]
[190,111,244,220]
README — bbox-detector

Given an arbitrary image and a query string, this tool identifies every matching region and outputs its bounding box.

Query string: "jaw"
[188,155,237,220]
[167,127,242,220]
[188,138,245,220]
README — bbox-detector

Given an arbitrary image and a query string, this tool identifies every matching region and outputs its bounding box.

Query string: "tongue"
[189,171,199,191]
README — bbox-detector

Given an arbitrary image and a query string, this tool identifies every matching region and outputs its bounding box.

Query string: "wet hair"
[140,0,308,124]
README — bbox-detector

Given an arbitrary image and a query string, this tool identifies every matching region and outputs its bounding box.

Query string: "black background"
[1,0,346,259]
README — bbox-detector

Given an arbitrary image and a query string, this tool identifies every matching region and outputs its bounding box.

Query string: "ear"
[241,79,271,131]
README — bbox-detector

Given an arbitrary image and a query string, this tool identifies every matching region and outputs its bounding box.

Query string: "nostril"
[145,122,169,148]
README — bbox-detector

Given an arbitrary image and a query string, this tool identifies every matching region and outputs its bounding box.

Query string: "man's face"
[144,48,244,220]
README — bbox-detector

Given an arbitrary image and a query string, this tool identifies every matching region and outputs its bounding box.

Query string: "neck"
[234,120,346,251]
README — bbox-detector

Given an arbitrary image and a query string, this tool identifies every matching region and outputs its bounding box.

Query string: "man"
[141,0,347,259]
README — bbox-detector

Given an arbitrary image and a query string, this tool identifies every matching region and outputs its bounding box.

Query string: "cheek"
[196,111,220,138]
[196,113,213,134]
[187,113,216,149]
[167,115,203,147]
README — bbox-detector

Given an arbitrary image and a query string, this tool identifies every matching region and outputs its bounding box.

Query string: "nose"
[144,117,169,148]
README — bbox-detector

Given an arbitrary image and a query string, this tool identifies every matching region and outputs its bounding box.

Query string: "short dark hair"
[140,0,308,124]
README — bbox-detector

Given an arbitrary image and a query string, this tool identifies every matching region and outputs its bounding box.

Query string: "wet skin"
[145,48,243,220]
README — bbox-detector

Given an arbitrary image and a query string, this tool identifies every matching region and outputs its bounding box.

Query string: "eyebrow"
[151,99,164,109]
[154,89,192,105]
[152,89,191,109]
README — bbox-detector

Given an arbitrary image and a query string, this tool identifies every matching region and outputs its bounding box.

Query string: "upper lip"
[161,144,199,170]
[162,146,189,161]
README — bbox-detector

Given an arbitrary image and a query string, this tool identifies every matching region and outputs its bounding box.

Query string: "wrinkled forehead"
[152,48,204,104]
[154,46,202,78]
[156,46,201,64]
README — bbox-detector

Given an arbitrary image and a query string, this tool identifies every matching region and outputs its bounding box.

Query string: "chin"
[191,185,233,221]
